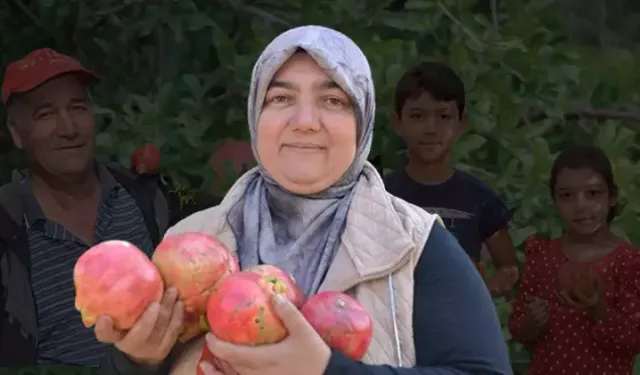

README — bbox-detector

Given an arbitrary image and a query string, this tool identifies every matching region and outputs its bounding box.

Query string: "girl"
[509,145,640,375]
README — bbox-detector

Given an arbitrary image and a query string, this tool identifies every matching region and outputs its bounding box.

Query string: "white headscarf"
[226,25,376,295]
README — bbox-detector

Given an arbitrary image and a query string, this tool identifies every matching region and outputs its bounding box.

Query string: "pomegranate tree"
[301,291,373,360]
[152,232,238,341]
[74,240,163,330]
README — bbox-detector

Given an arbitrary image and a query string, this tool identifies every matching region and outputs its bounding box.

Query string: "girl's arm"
[323,223,512,375]
[590,249,640,356]
[508,236,543,346]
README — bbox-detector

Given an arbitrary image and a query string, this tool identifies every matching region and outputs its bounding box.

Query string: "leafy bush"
[2,0,640,373]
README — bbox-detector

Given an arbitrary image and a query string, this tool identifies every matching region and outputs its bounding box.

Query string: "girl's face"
[553,167,617,236]
[256,52,357,195]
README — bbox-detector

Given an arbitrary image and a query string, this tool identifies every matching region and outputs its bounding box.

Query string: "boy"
[384,61,519,298]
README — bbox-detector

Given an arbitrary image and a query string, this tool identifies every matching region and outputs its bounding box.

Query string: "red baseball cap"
[2,48,102,104]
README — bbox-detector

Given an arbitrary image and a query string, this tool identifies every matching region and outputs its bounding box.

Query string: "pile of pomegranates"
[73,232,374,372]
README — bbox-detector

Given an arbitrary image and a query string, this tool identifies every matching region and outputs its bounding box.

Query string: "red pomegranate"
[152,232,238,341]
[301,291,373,360]
[244,265,305,308]
[209,139,255,194]
[74,240,164,330]
[557,260,600,296]
[205,267,299,345]
[131,143,161,174]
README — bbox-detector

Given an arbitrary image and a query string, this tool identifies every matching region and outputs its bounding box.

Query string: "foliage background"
[2,0,640,373]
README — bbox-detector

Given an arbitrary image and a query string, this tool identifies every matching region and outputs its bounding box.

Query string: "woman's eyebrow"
[267,79,340,91]
[315,80,340,90]
[268,80,296,90]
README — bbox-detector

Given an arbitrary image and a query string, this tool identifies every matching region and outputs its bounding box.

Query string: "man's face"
[392,92,466,164]
[7,74,96,176]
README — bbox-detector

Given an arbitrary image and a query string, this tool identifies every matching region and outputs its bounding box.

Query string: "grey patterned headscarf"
[226,25,375,296]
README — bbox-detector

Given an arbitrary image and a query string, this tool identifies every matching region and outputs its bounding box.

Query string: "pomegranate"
[131,143,161,174]
[301,291,373,360]
[209,139,255,194]
[244,265,305,308]
[152,233,238,341]
[557,260,600,296]
[205,268,298,345]
[73,240,164,330]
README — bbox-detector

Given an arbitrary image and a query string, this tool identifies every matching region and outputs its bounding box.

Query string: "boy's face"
[392,92,467,164]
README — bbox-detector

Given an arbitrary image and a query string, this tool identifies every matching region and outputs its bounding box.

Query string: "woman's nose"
[290,103,320,132]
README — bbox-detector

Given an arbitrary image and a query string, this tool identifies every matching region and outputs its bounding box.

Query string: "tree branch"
[227,0,292,27]
[8,0,48,33]
[89,0,146,18]
[519,109,640,126]
[490,0,499,33]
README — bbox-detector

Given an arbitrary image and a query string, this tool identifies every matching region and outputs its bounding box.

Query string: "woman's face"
[553,167,616,236]
[256,52,357,195]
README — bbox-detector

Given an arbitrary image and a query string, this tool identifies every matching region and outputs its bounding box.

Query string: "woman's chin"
[276,174,335,195]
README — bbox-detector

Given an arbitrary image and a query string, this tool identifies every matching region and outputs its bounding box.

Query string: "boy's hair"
[550,144,619,223]
[394,61,466,119]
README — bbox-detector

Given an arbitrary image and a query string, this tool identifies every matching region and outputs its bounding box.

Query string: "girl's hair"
[549,145,618,222]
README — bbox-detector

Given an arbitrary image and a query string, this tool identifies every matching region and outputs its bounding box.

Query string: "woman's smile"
[282,142,326,153]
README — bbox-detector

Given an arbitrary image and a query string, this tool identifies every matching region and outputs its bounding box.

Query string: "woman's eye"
[266,94,291,105]
[324,97,346,108]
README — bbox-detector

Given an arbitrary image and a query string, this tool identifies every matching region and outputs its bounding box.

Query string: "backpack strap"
[104,163,170,246]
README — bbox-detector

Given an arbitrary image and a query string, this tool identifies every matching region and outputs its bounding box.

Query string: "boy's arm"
[479,193,519,298]
[486,229,519,269]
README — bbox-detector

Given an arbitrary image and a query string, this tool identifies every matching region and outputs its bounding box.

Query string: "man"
[0,48,182,373]
[384,61,519,297]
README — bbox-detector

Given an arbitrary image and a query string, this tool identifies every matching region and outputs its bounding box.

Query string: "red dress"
[508,236,640,375]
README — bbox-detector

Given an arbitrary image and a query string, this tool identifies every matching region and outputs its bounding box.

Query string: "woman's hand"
[200,293,331,375]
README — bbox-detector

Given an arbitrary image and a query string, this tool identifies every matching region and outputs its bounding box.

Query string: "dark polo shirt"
[22,164,154,366]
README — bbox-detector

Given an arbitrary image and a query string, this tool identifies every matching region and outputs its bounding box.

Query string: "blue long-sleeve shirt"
[324,223,512,375]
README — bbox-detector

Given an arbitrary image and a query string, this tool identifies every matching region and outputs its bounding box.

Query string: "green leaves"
[3,3,640,370]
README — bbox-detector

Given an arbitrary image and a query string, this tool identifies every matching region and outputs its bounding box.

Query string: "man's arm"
[98,344,186,375]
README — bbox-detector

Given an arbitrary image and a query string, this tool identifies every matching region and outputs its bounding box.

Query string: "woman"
[165,25,511,375]
[509,145,640,375]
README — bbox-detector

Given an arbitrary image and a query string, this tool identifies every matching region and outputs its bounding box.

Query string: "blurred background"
[2,0,640,373]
